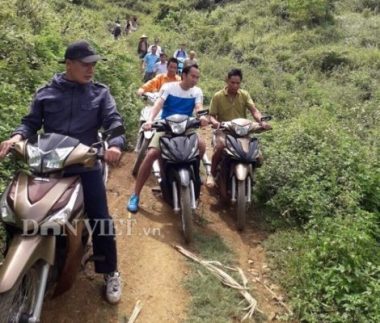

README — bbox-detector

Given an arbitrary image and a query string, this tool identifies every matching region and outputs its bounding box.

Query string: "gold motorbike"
[0,126,124,323]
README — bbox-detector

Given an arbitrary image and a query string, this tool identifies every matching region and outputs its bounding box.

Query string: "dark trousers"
[67,169,117,273]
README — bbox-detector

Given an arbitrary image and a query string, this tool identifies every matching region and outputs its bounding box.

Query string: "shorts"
[149,129,197,149]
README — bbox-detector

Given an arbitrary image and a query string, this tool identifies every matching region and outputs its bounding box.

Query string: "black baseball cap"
[59,40,106,63]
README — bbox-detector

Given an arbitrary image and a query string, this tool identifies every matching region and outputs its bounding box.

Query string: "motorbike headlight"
[43,147,73,172]
[233,124,250,136]
[42,183,81,227]
[26,145,42,170]
[168,120,187,135]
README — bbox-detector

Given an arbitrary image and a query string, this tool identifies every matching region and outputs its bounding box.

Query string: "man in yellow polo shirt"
[136,57,180,96]
[209,68,271,181]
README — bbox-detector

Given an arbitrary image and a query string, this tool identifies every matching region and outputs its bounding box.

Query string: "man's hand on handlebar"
[259,121,272,130]
[142,121,153,131]
[136,88,145,96]
[104,146,122,167]
[199,115,209,127]
[0,134,23,159]
[211,121,221,129]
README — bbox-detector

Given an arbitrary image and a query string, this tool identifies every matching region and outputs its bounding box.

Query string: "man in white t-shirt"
[153,52,168,75]
[127,64,208,213]
[147,38,162,56]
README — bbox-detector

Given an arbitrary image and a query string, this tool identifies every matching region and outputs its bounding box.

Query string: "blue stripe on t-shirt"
[161,94,196,119]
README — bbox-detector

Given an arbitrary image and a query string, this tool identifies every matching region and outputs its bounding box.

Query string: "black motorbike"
[152,113,207,243]
[213,117,271,230]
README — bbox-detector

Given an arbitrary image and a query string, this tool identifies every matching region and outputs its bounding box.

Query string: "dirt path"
[41,128,287,322]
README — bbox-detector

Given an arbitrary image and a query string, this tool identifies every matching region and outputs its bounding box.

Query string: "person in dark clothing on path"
[0,40,125,304]
[113,20,122,40]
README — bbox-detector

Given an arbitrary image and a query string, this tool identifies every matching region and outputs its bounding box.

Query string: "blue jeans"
[65,169,117,273]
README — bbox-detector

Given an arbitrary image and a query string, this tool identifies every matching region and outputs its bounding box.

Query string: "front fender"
[177,168,191,187]
[0,234,55,293]
[234,163,249,181]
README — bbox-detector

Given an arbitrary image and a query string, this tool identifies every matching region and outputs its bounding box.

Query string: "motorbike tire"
[101,140,109,185]
[134,127,144,153]
[0,262,41,323]
[236,179,247,231]
[132,138,150,177]
[179,185,193,243]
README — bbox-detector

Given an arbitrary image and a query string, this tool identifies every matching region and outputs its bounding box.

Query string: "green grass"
[183,232,264,323]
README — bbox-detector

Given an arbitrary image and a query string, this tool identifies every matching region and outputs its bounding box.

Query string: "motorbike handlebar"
[219,121,272,133]
[141,92,159,103]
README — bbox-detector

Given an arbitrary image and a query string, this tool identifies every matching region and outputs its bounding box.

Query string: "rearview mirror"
[196,109,209,117]
[101,125,125,140]
[260,115,272,122]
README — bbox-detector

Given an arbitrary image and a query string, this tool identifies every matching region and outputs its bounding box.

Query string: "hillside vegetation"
[0,0,379,321]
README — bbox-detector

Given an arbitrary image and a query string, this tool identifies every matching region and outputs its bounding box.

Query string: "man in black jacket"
[0,40,125,304]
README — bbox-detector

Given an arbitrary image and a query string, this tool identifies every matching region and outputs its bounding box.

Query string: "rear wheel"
[179,185,193,243]
[236,179,247,231]
[0,262,41,323]
[132,138,150,176]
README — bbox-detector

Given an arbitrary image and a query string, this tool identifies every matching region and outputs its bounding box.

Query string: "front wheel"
[179,185,193,243]
[132,137,150,176]
[101,140,109,184]
[101,161,109,184]
[0,262,41,323]
[236,179,247,231]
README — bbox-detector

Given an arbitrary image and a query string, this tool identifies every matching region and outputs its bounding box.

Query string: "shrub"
[288,0,336,26]
[266,213,380,322]
[255,109,378,222]
[354,0,380,12]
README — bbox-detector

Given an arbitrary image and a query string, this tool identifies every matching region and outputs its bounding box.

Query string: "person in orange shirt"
[136,57,180,96]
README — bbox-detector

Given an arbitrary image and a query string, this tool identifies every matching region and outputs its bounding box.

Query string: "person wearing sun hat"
[137,34,149,59]
[0,40,125,304]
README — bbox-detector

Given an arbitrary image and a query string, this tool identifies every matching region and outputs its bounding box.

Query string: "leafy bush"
[256,109,379,222]
[266,213,380,322]
[353,0,380,12]
[154,3,180,22]
[288,0,337,26]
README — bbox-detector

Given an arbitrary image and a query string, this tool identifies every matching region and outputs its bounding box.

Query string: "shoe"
[104,271,121,304]
[127,194,139,213]
[206,175,215,188]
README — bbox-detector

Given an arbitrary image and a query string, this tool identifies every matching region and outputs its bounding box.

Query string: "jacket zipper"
[68,87,74,135]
